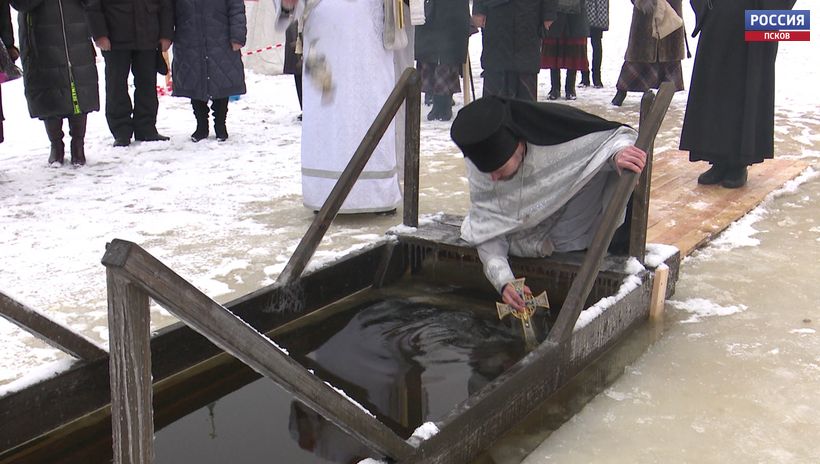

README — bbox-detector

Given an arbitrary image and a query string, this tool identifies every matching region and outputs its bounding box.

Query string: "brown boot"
[68,114,87,166]
[44,118,65,165]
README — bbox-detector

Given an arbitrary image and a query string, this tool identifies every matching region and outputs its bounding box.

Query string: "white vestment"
[274,0,407,213]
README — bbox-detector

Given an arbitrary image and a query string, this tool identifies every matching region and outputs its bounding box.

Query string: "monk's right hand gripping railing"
[102,239,414,464]
[275,67,421,286]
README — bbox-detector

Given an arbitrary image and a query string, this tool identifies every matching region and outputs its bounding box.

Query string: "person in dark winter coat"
[540,1,589,100]
[11,0,100,165]
[86,0,173,147]
[283,20,302,121]
[0,0,18,145]
[472,0,554,102]
[611,0,686,107]
[414,0,470,121]
[579,0,608,88]
[679,0,796,189]
[172,0,246,142]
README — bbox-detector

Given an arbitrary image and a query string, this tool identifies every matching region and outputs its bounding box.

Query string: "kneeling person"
[450,96,646,312]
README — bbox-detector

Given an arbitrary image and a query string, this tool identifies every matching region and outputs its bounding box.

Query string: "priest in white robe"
[275,0,410,214]
[450,96,647,311]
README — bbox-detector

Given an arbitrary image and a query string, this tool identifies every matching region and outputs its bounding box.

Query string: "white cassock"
[274,0,407,213]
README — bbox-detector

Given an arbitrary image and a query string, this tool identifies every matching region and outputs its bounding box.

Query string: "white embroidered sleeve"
[477,236,516,294]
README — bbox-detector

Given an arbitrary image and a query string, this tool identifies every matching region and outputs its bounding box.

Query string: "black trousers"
[102,49,159,140]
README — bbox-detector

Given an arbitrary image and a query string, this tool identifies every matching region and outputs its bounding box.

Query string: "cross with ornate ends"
[496,278,550,350]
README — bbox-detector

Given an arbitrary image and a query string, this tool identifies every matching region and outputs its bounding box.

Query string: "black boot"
[44,118,65,165]
[424,93,433,106]
[426,96,441,121]
[68,114,87,166]
[212,98,229,141]
[565,71,577,100]
[579,70,591,87]
[721,165,748,189]
[611,90,627,106]
[435,94,453,121]
[697,163,727,185]
[191,99,209,142]
[547,69,560,100]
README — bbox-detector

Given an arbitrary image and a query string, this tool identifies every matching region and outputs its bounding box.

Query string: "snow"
[575,275,643,331]
[407,421,439,446]
[666,298,748,324]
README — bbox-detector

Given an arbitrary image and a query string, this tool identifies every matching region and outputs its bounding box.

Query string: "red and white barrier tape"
[244,43,284,56]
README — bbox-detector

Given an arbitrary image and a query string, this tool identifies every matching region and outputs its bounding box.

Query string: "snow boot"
[68,114,87,166]
[697,164,727,185]
[611,90,627,106]
[434,94,453,121]
[579,70,591,87]
[547,69,561,100]
[721,165,748,189]
[212,98,229,142]
[44,118,65,165]
[565,71,577,100]
[191,99,209,142]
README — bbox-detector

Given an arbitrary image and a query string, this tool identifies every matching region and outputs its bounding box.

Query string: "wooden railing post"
[105,253,153,464]
[403,69,421,228]
[628,92,657,263]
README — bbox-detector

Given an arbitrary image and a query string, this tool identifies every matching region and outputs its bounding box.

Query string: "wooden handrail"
[0,291,107,361]
[102,239,414,463]
[276,67,421,286]
[547,82,675,344]
[628,91,657,263]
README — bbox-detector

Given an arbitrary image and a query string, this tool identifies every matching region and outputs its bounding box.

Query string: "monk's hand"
[472,14,486,28]
[615,146,647,174]
[502,282,532,313]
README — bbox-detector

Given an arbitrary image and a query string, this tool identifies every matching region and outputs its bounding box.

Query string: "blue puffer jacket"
[171,0,246,101]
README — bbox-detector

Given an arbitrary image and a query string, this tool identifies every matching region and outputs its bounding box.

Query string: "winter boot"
[579,70,591,87]
[547,69,561,100]
[611,90,627,106]
[191,99,209,142]
[44,118,65,165]
[211,98,229,142]
[565,71,577,100]
[434,94,453,121]
[697,163,727,185]
[68,114,87,166]
[721,165,748,189]
[427,96,442,121]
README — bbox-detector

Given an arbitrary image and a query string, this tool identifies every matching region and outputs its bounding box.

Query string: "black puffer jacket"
[473,0,554,74]
[86,0,173,50]
[171,0,246,100]
[11,0,100,119]
[414,0,470,66]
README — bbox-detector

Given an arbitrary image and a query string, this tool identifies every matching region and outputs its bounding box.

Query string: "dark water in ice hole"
[153,282,540,464]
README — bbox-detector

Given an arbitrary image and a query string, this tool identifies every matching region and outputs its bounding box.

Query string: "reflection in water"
[155,288,529,464]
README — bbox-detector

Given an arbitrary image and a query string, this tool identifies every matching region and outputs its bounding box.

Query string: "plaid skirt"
[540,38,589,70]
[616,61,685,92]
[417,62,462,95]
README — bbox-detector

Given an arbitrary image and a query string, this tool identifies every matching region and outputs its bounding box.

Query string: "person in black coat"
[11,0,100,165]
[472,0,554,102]
[0,0,18,145]
[414,0,470,121]
[679,0,796,188]
[172,0,246,142]
[86,0,173,146]
[540,2,590,100]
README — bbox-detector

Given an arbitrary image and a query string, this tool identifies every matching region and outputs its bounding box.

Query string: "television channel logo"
[745,10,810,41]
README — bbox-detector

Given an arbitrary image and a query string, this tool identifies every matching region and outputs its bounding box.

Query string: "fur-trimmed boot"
[68,114,87,166]
[44,118,65,165]
[212,98,229,142]
[191,99,210,142]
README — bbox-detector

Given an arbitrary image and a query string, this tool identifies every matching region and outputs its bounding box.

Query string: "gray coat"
[171,0,246,101]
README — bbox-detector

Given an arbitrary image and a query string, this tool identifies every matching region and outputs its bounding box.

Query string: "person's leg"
[211,97,229,141]
[565,69,577,100]
[132,50,167,141]
[102,50,134,145]
[591,29,604,87]
[67,113,87,165]
[190,99,210,142]
[44,118,65,165]
[548,69,560,100]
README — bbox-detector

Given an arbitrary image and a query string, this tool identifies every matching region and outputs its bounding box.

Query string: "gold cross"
[497,278,550,350]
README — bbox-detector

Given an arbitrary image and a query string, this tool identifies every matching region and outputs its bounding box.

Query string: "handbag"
[556,0,581,15]
[653,0,684,39]
[0,45,22,84]
[383,0,408,50]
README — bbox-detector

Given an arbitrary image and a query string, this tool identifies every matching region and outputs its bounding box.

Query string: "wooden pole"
[106,268,153,464]
[547,82,676,344]
[277,68,420,285]
[649,265,669,321]
[628,92,657,263]
[102,239,413,461]
[403,69,421,227]
[0,291,107,361]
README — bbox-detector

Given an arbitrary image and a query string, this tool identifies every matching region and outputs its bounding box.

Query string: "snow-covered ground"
[1,2,818,395]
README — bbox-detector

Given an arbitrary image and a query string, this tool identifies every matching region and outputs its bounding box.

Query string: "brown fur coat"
[624,0,687,63]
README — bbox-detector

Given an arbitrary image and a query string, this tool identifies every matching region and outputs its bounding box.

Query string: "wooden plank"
[101,240,413,461]
[649,265,669,320]
[628,93,655,262]
[277,68,421,285]
[106,269,153,464]
[0,291,107,361]
[403,70,421,227]
[548,83,675,345]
